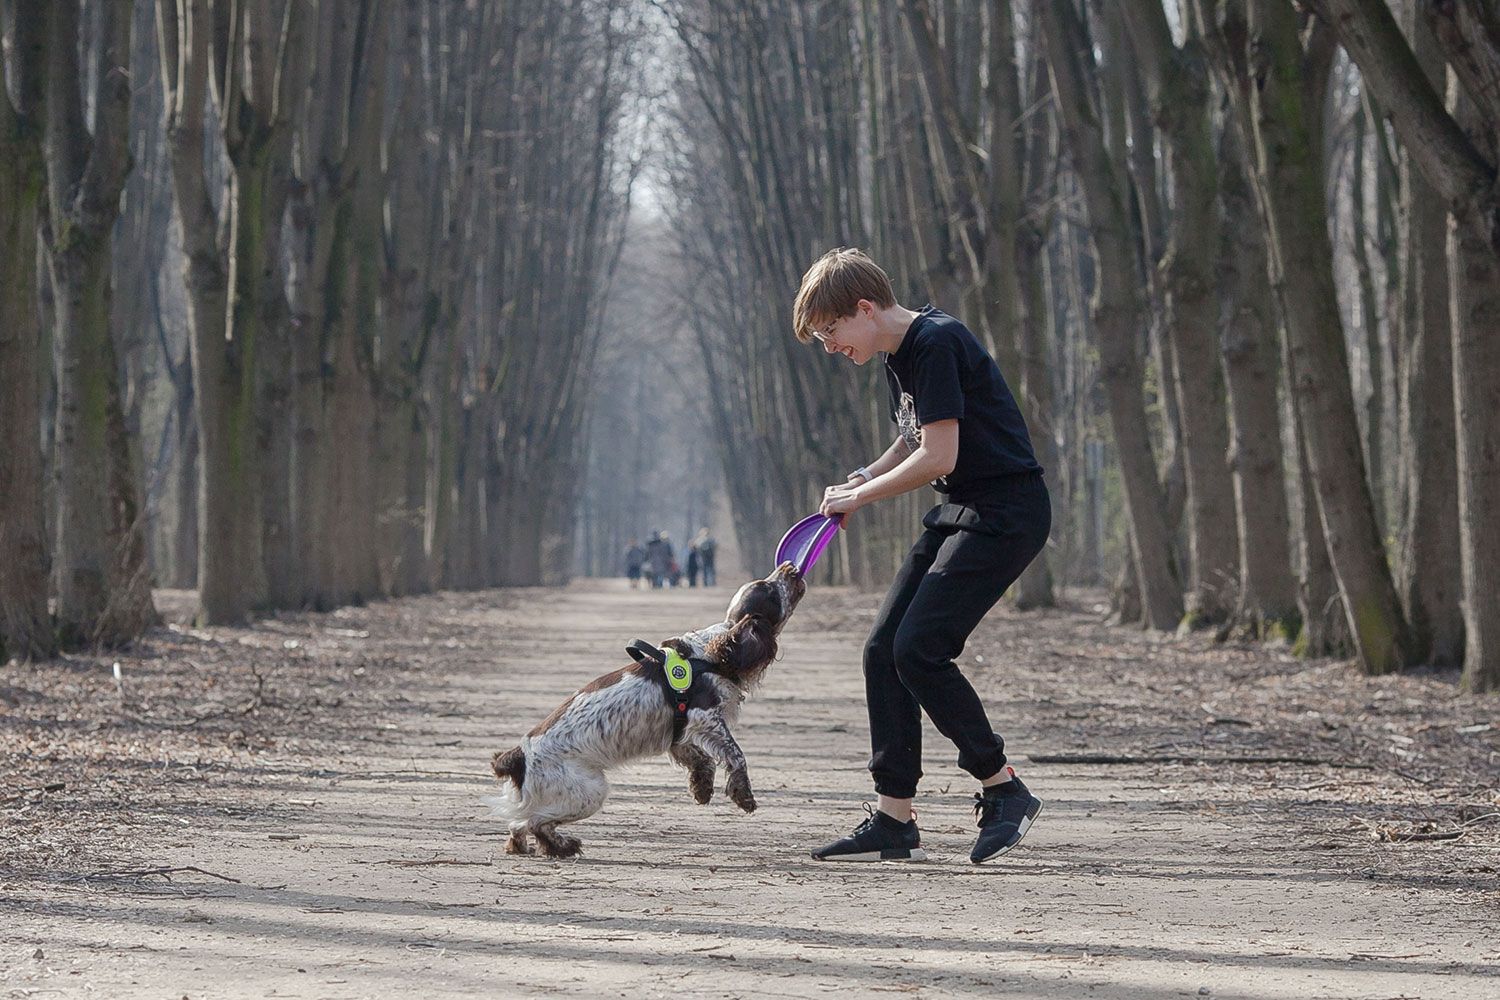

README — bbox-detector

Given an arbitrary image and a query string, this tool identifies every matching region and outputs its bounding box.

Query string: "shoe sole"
[971,798,1043,864]
[811,847,928,862]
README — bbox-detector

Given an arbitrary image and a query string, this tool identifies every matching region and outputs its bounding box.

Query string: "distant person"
[694,527,718,587]
[661,532,680,587]
[624,538,646,589]
[645,531,668,588]
[686,542,701,587]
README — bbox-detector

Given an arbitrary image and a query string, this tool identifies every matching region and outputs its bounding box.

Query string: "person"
[694,527,717,587]
[792,247,1050,865]
[658,531,678,588]
[645,531,668,589]
[624,538,647,589]
[686,542,701,587]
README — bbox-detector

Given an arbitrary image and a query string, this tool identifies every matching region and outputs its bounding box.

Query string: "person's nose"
[821,336,838,354]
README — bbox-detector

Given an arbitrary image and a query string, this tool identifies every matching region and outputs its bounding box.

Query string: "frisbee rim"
[775,512,843,574]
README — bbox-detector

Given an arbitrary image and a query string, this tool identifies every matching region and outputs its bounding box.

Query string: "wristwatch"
[848,466,872,484]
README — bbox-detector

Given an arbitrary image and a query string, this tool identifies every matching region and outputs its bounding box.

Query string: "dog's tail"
[484,745,528,823]
[491,746,526,790]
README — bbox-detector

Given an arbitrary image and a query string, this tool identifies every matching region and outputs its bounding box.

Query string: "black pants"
[864,473,1050,799]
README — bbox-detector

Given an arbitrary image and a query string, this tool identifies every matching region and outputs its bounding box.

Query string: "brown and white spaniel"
[486,561,806,858]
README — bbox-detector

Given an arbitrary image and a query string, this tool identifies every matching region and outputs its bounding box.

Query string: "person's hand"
[819,481,864,517]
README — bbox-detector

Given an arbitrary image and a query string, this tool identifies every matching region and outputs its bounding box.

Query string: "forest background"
[1,0,1498,694]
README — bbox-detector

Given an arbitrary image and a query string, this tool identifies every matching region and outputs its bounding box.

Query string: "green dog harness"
[663,649,693,692]
[626,639,710,744]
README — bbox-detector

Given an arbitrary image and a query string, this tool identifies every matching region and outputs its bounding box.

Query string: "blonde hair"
[792,247,897,343]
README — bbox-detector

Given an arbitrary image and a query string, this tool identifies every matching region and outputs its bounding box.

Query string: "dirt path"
[4,581,1498,999]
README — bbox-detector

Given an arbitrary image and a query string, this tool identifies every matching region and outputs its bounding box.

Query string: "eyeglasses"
[810,317,841,345]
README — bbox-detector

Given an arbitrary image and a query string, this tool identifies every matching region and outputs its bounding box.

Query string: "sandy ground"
[3,579,1498,999]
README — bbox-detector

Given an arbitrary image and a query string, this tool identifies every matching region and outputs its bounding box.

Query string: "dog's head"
[723,561,806,632]
[694,562,805,684]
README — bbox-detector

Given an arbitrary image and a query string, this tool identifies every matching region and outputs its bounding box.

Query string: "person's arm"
[844,435,910,487]
[820,419,958,517]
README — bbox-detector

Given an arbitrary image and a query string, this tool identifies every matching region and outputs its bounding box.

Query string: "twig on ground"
[132,670,269,729]
[86,865,242,883]
[1027,753,1373,769]
[1,782,66,802]
[1381,830,1463,843]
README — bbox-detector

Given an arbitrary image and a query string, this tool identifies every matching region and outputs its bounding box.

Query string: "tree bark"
[1302,0,1498,687]
[1241,0,1412,673]
[1120,3,1240,626]
[1036,0,1183,629]
[157,0,309,622]
[288,0,386,608]
[1447,98,1500,693]
[1215,112,1300,638]
[0,3,54,660]
[1394,3,1462,666]
[42,0,156,647]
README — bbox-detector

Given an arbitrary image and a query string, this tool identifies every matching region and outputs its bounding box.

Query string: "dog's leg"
[669,742,717,804]
[531,822,583,858]
[523,766,608,859]
[688,712,756,813]
[504,824,532,855]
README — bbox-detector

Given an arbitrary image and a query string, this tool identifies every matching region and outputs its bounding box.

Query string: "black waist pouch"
[923,473,1050,541]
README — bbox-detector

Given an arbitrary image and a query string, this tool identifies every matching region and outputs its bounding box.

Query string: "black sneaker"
[811,803,927,862]
[970,768,1043,863]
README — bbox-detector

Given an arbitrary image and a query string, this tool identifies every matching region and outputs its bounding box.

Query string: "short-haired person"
[793,247,1050,864]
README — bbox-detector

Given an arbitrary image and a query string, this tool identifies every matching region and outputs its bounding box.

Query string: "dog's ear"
[720,613,777,673]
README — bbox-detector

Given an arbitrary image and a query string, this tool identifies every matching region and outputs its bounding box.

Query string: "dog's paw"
[503,832,533,855]
[726,774,756,813]
[689,766,716,805]
[535,828,583,859]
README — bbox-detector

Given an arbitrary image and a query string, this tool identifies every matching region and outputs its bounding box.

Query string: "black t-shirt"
[883,306,1041,502]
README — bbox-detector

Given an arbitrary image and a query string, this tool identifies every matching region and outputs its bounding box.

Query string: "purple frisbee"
[775,512,844,575]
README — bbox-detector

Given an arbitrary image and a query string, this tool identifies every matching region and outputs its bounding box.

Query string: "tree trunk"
[1447,103,1500,692]
[1036,0,1182,629]
[1009,13,1057,610]
[1013,214,1058,609]
[1450,210,1500,691]
[1216,114,1299,638]
[1394,6,1462,666]
[42,0,156,647]
[1293,427,1348,658]
[0,15,54,659]
[157,0,308,621]
[285,0,387,608]
[1242,0,1411,673]
[1349,103,1388,534]
[1305,0,1500,689]
[1120,4,1240,626]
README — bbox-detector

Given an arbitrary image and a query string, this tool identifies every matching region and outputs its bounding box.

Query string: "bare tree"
[1222,0,1412,674]
[286,0,386,608]
[1392,2,1461,667]
[1303,0,1499,688]
[1214,110,1299,638]
[41,0,156,646]
[156,0,311,623]
[1119,2,1240,626]
[1035,0,1183,629]
[0,0,54,660]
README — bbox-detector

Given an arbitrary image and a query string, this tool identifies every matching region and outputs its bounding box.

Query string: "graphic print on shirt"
[895,388,920,454]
